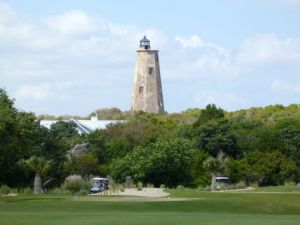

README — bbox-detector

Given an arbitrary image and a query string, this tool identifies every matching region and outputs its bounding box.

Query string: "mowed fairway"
[0,187,300,225]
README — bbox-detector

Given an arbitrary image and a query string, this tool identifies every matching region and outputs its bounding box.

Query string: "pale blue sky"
[7,1,300,43]
[1,0,300,115]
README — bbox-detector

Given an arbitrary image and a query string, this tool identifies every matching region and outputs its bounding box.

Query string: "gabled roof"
[40,119,123,134]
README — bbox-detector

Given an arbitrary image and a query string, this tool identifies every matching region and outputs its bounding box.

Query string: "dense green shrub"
[111,138,196,187]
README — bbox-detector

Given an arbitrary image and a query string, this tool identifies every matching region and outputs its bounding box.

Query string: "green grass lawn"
[0,187,300,225]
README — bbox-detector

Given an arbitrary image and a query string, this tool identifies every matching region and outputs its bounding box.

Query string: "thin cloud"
[44,10,96,35]
[193,91,249,110]
[175,35,229,56]
[271,80,300,93]
[15,83,51,100]
[237,34,300,65]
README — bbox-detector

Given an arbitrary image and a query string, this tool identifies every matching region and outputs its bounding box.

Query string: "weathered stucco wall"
[131,48,164,113]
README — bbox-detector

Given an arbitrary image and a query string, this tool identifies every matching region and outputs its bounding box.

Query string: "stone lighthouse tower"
[131,36,164,113]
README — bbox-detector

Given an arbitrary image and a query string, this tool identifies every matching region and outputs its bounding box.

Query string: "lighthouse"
[131,36,165,113]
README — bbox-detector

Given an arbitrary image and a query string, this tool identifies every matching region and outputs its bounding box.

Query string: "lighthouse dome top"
[140,36,150,50]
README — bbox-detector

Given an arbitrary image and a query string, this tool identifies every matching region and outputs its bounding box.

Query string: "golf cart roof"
[215,176,230,180]
[92,177,108,181]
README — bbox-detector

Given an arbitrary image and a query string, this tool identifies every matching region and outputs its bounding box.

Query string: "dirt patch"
[216,187,255,192]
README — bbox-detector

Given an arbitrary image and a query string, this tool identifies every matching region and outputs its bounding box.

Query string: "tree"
[276,119,300,165]
[194,104,224,127]
[204,157,220,191]
[87,130,107,164]
[111,139,195,187]
[226,151,298,186]
[225,159,250,184]
[91,107,125,120]
[246,151,297,186]
[191,151,210,187]
[50,121,79,140]
[105,138,130,160]
[195,119,240,158]
[0,89,42,187]
[203,152,227,191]
[87,116,168,164]
[19,156,52,194]
[68,154,99,177]
[38,134,69,185]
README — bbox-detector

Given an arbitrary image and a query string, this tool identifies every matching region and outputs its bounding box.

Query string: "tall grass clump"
[176,185,185,190]
[146,183,154,188]
[197,186,211,191]
[63,175,91,194]
[137,182,143,190]
[0,185,11,195]
[21,187,33,195]
[50,188,72,195]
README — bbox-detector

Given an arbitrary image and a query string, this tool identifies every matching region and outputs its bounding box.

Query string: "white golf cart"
[215,176,230,191]
[90,177,109,193]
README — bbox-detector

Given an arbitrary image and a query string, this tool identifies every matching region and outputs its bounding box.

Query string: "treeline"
[37,107,130,120]
[0,88,299,191]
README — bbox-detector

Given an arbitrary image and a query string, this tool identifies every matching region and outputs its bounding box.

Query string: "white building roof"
[40,118,123,134]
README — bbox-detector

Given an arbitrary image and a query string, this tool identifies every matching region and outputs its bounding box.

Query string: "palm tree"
[203,156,224,191]
[20,156,52,194]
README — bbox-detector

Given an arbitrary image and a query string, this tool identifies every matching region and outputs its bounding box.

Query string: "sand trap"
[2,193,18,197]
[115,188,169,197]
[91,188,170,198]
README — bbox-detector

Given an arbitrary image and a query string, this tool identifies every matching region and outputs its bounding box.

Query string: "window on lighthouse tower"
[139,86,143,94]
[148,67,153,75]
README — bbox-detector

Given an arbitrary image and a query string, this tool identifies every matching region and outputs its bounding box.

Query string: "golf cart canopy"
[215,176,230,180]
[92,177,108,181]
